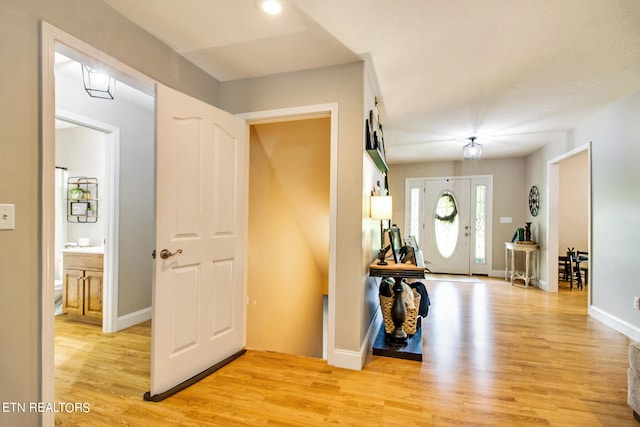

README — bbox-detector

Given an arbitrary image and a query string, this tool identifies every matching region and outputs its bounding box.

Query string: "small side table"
[504,242,539,287]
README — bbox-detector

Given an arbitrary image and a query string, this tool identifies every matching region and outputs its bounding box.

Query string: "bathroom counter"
[63,246,104,254]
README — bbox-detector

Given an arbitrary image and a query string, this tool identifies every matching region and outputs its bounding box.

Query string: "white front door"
[423,178,471,274]
[148,84,248,399]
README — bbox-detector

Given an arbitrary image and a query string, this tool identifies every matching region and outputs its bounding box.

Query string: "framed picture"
[365,118,375,150]
[71,201,89,216]
[388,226,403,263]
[378,123,386,156]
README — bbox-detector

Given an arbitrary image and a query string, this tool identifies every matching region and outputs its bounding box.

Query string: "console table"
[504,242,539,287]
[369,260,426,361]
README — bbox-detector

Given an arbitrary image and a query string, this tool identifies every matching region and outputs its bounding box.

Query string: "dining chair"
[558,255,571,282]
[576,250,589,287]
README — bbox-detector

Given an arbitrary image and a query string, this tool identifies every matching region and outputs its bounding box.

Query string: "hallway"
[55,276,633,426]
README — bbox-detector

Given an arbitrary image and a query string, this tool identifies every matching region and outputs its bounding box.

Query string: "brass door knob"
[159,249,183,259]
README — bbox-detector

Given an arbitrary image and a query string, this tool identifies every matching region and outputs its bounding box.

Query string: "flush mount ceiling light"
[463,136,482,160]
[81,64,116,100]
[261,0,282,14]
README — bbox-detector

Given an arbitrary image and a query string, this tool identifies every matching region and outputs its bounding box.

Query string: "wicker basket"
[379,290,421,335]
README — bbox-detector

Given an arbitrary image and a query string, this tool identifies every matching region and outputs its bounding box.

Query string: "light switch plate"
[500,217,513,224]
[0,204,15,230]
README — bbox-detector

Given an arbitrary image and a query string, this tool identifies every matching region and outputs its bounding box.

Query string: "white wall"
[56,126,106,247]
[573,90,640,339]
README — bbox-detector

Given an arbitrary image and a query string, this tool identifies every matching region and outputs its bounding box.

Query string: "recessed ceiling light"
[261,0,282,15]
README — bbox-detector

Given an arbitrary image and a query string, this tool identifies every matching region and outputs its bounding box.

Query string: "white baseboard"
[328,309,383,371]
[590,305,640,342]
[489,270,547,291]
[537,279,548,291]
[489,270,506,278]
[116,306,152,331]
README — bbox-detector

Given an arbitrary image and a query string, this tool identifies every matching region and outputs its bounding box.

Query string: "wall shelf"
[367,147,389,173]
[365,105,388,174]
[67,177,98,223]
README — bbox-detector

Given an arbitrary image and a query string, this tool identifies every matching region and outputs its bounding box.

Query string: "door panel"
[170,265,199,353]
[63,268,83,315]
[423,178,471,274]
[150,84,247,398]
[211,260,234,335]
[211,126,236,235]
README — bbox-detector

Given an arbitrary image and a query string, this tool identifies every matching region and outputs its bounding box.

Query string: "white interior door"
[423,178,471,274]
[149,84,247,399]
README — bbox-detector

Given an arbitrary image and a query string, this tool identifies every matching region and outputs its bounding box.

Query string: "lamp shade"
[463,136,482,160]
[371,196,392,220]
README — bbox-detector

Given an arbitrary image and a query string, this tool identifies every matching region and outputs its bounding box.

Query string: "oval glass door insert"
[434,191,459,258]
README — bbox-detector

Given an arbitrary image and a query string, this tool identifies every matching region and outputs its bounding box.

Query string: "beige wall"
[220,62,370,354]
[252,119,331,290]
[388,158,526,272]
[0,1,221,421]
[362,70,386,341]
[558,151,588,254]
[523,134,576,283]
[247,127,325,358]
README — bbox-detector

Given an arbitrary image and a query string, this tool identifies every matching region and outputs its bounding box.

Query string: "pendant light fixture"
[463,136,482,160]
[81,64,116,100]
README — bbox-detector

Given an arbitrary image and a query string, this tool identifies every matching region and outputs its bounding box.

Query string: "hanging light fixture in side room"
[81,64,116,100]
[463,136,482,160]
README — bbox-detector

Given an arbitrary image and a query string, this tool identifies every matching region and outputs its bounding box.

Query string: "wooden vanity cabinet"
[62,252,103,325]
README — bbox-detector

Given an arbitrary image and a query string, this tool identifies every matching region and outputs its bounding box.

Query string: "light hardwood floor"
[55,276,635,426]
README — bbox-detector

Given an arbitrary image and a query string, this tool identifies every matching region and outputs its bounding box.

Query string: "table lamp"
[371,195,392,264]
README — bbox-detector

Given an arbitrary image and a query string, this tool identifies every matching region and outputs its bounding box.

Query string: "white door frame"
[41,22,155,426]
[55,110,120,334]
[237,104,338,365]
[545,142,591,296]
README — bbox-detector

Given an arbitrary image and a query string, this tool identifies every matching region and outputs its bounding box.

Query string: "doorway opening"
[404,175,493,275]
[546,143,591,298]
[240,104,338,363]
[54,120,108,321]
[42,22,156,422]
[247,118,330,359]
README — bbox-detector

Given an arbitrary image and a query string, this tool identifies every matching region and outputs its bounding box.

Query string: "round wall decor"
[529,185,540,216]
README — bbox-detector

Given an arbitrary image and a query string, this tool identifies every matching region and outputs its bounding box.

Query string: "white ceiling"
[103,0,640,163]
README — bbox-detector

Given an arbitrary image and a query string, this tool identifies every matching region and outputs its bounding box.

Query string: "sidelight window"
[475,185,486,264]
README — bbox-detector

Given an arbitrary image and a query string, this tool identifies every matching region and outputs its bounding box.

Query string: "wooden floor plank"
[55,277,636,426]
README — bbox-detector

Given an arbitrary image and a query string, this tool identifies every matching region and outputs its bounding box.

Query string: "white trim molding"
[590,305,640,342]
[330,309,383,371]
[117,307,152,331]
